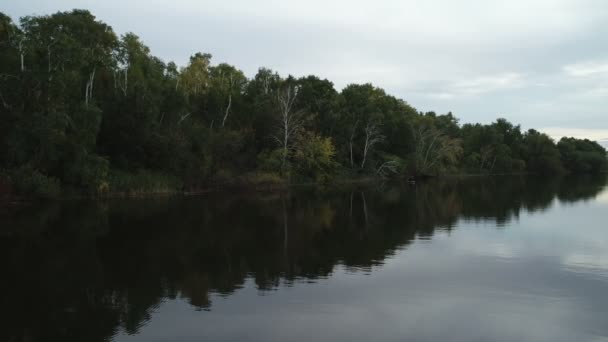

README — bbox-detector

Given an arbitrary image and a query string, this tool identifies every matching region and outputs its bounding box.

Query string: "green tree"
[293,131,337,182]
[558,137,607,174]
[1,9,605,197]
[522,130,563,175]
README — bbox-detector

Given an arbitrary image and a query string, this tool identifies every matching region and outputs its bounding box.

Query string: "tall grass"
[106,169,182,197]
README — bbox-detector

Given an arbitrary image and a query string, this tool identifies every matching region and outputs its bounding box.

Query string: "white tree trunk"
[349,120,359,169]
[222,94,232,128]
[123,69,128,96]
[19,40,25,72]
[263,75,270,95]
[85,67,96,106]
[275,85,301,170]
[222,74,234,128]
[361,121,383,169]
[423,132,441,169]
[118,67,128,96]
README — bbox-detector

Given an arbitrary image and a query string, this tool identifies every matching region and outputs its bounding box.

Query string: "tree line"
[0,10,606,197]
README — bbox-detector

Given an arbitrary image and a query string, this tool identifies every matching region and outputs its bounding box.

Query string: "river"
[1,175,607,342]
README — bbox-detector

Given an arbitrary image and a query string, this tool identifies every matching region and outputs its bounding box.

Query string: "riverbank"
[0,169,382,202]
[2,168,606,203]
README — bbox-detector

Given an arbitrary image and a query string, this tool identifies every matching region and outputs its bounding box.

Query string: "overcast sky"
[5,0,608,145]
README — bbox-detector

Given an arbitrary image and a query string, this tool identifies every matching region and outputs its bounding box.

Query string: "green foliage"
[460,118,526,174]
[239,171,286,189]
[10,166,62,198]
[202,128,256,182]
[375,153,407,178]
[522,130,564,175]
[293,132,338,182]
[107,169,182,196]
[257,149,286,174]
[0,10,606,197]
[412,122,462,175]
[558,137,607,174]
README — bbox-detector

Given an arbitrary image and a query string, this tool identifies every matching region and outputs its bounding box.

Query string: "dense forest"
[0,10,606,197]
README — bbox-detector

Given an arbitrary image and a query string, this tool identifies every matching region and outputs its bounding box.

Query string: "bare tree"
[116,68,128,96]
[274,83,304,170]
[221,73,234,128]
[376,160,398,178]
[348,119,359,169]
[18,39,25,72]
[113,46,129,97]
[414,126,462,175]
[222,93,232,127]
[84,67,96,106]
[263,73,270,95]
[361,121,384,169]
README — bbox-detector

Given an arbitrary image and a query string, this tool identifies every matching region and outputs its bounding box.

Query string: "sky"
[5,0,608,145]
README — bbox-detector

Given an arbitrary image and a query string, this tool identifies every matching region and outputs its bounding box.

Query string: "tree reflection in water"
[0,175,606,342]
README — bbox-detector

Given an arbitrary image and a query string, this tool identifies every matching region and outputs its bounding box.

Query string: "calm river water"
[1,175,608,342]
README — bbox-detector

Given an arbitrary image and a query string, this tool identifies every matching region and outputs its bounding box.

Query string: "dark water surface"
[2,176,608,342]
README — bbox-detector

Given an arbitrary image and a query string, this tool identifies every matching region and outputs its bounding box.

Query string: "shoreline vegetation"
[1,10,607,200]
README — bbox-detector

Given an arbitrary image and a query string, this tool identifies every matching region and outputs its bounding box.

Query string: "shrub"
[107,169,182,196]
[64,153,110,193]
[240,171,286,189]
[293,132,338,182]
[11,167,61,199]
[257,148,286,174]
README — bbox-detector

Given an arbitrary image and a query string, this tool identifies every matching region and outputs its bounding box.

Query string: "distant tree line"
[0,10,606,197]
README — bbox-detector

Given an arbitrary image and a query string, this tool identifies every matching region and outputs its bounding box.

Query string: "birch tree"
[114,33,155,98]
[209,63,246,128]
[20,10,117,107]
[274,81,304,170]
[180,52,212,96]
[360,121,384,169]
[414,126,462,175]
[348,119,359,169]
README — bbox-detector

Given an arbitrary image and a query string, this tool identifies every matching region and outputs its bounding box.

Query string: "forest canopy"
[0,10,606,197]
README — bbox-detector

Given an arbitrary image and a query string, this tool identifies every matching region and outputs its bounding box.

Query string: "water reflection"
[0,175,606,342]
